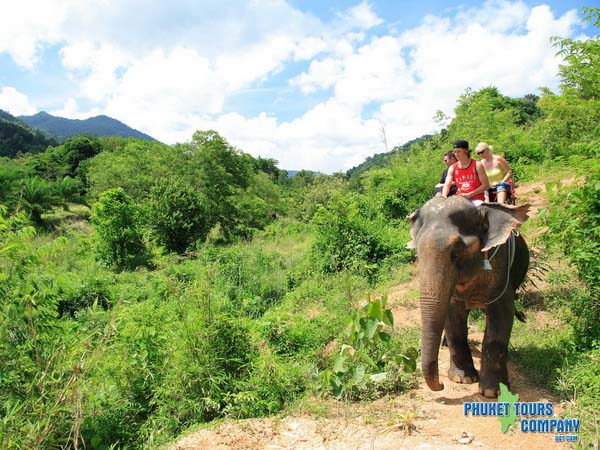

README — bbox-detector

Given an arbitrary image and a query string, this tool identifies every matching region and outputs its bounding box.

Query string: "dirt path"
[171,181,573,450]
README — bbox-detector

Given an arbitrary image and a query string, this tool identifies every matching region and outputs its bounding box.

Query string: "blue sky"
[0,0,593,172]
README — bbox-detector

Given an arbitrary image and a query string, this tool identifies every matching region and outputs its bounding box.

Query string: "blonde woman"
[475,142,513,204]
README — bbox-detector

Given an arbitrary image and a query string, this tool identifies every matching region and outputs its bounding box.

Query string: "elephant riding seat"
[407,196,530,398]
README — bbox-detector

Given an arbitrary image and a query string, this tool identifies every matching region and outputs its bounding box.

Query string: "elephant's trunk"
[420,312,444,391]
[419,257,454,392]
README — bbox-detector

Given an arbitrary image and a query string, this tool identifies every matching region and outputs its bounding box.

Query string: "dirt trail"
[171,182,573,450]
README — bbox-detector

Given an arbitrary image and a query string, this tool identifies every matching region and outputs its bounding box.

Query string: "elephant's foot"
[479,386,500,398]
[479,341,510,398]
[448,365,479,384]
[478,377,509,398]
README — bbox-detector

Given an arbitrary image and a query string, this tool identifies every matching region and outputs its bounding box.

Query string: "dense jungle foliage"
[1,8,599,449]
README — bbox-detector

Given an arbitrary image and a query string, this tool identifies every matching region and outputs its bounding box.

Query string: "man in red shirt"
[442,140,492,270]
[442,140,489,205]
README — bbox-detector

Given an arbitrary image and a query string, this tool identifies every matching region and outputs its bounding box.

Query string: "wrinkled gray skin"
[407,196,530,398]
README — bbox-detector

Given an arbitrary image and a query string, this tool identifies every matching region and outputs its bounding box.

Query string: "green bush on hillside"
[91,188,149,270]
[311,194,394,280]
[202,247,287,318]
[0,207,81,449]
[546,164,600,349]
[558,344,600,448]
[147,178,211,253]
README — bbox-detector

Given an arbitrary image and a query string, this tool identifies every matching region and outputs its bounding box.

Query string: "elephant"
[407,195,530,398]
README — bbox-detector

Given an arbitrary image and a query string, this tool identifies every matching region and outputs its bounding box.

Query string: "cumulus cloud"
[102,47,227,140]
[188,1,579,172]
[0,0,70,68]
[337,1,383,30]
[0,87,37,115]
[50,97,102,119]
[0,1,584,172]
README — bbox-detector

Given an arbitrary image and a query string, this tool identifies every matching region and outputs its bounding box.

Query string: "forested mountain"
[0,109,57,157]
[346,134,433,178]
[19,111,155,142]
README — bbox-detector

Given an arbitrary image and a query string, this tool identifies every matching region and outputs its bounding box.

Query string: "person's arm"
[442,165,454,197]
[464,161,490,199]
[439,168,448,184]
[497,156,512,182]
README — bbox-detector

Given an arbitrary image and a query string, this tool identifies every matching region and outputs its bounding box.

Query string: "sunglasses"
[476,150,486,155]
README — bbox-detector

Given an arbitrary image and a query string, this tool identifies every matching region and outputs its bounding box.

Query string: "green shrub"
[0,207,82,449]
[558,344,600,448]
[321,298,418,400]
[263,312,336,357]
[19,176,61,225]
[91,188,149,270]
[209,316,257,377]
[223,351,309,418]
[56,274,113,318]
[545,166,600,348]
[79,298,176,449]
[143,313,260,442]
[202,247,287,318]
[147,178,211,253]
[311,194,394,280]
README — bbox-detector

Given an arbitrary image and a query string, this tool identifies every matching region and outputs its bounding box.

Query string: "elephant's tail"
[515,309,527,323]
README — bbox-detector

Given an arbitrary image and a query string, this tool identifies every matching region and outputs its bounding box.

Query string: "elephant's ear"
[406,208,422,249]
[478,203,530,251]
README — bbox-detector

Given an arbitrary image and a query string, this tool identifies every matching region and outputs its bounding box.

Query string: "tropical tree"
[553,7,600,100]
[183,130,255,238]
[147,178,211,253]
[91,188,148,270]
[17,177,59,225]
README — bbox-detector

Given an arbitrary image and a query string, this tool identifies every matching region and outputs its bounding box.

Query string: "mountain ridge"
[19,111,156,142]
[0,109,58,157]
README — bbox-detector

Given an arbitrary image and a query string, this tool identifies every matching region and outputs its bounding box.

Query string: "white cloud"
[0,0,71,68]
[103,47,226,139]
[50,97,102,119]
[61,42,129,101]
[216,35,296,91]
[183,1,581,173]
[172,99,384,172]
[455,0,530,33]
[290,58,344,94]
[293,37,327,61]
[0,1,585,172]
[338,1,383,30]
[0,87,37,115]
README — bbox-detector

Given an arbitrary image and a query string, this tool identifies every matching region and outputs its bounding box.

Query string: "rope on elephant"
[484,232,516,305]
[488,245,501,262]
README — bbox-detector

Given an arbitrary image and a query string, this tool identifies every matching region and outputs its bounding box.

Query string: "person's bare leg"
[497,191,507,204]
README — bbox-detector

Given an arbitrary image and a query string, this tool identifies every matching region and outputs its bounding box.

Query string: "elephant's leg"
[479,297,515,398]
[445,300,478,384]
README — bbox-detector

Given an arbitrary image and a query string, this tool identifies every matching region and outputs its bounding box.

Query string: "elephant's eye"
[449,236,465,262]
[451,246,461,262]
